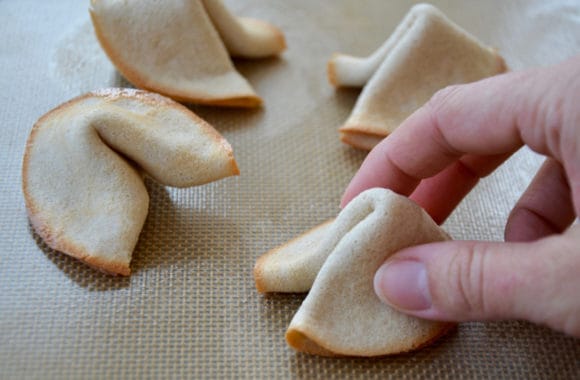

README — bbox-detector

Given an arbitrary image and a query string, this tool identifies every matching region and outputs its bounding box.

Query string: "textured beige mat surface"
[1,0,579,378]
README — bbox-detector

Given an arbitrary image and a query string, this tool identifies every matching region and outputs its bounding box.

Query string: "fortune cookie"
[255,188,454,356]
[90,0,286,107]
[23,88,239,275]
[328,3,506,150]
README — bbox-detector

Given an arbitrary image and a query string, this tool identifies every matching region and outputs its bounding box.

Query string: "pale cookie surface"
[254,219,334,293]
[22,88,239,276]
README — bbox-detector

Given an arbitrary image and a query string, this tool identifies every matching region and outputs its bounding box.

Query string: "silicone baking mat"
[1,0,579,378]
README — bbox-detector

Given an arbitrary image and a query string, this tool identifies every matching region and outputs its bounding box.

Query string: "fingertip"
[374,259,432,312]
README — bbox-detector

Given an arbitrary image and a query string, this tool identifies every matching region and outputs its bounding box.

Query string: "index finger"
[340,59,572,208]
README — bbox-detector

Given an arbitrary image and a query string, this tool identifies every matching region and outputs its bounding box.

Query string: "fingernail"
[374,260,432,311]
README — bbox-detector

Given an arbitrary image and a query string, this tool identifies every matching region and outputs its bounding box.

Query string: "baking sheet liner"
[1,0,579,378]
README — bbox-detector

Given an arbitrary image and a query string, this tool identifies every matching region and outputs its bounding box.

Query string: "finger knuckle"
[427,84,464,115]
[424,85,465,157]
[444,243,490,318]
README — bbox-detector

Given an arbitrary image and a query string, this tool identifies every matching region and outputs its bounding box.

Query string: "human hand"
[341,55,580,337]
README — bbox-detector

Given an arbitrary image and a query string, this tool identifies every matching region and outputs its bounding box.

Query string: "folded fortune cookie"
[255,188,454,356]
[328,3,507,150]
[23,88,239,275]
[90,0,286,107]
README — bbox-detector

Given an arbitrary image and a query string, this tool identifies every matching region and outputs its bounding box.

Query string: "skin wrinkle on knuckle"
[382,148,423,185]
[441,243,488,318]
[425,87,465,160]
[516,102,541,152]
[441,247,474,316]
[428,84,464,117]
[383,84,467,183]
[515,67,564,157]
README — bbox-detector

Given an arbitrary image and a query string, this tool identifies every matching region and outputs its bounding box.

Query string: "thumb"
[374,225,580,337]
